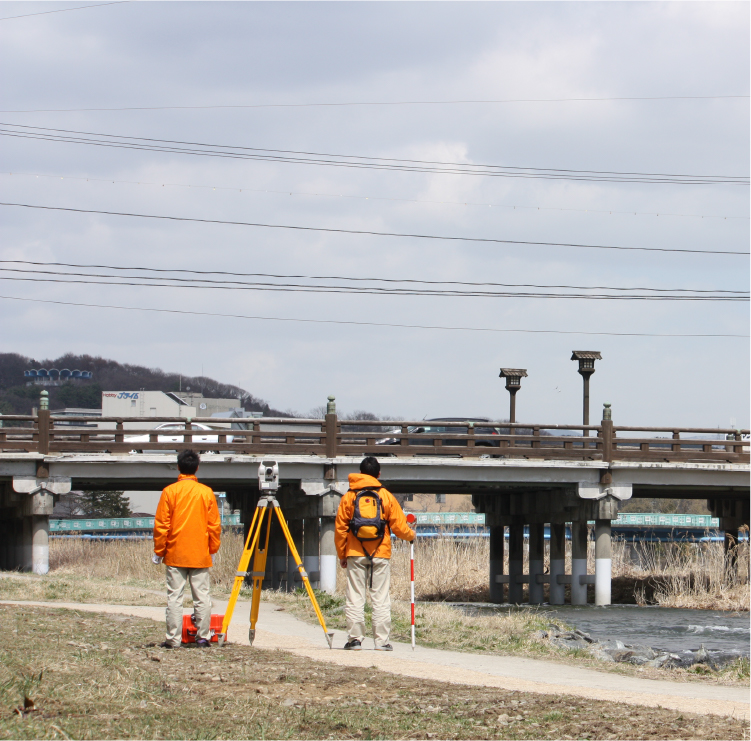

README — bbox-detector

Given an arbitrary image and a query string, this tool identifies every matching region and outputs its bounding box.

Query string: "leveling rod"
[216,493,334,648]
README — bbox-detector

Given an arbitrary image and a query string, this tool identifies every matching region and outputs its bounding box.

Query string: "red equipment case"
[181,614,225,644]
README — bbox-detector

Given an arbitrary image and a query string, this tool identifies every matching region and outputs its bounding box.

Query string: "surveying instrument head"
[258,460,279,493]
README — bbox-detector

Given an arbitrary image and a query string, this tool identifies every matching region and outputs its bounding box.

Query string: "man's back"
[154,474,221,569]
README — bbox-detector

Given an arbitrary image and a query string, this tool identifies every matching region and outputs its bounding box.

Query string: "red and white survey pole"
[406,512,417,651]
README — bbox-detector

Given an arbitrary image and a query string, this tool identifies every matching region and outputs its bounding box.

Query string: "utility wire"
[5,170,747,221]
[1,271,745,301]
[2,201,747,256]
[3,260,744,294]
[0,294,745,337]
[2,123,747,184]
[0,1,128,21]
[0,94,748,112]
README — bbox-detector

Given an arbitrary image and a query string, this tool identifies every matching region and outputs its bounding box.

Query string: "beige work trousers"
[345,556,391,648]
[165,566,212,646]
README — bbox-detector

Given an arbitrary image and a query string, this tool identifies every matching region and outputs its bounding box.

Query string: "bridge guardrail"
[0,411,747,464]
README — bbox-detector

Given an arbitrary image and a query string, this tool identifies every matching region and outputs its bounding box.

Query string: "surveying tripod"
[217,484,334,649]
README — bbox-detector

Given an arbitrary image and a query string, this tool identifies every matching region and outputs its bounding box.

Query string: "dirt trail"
[2,598,747,721]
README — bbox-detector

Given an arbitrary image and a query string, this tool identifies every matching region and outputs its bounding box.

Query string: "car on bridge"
[125,422,232,453]
[375,417,502,450]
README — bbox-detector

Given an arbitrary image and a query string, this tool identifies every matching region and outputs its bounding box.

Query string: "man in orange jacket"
[153,449,221,648]
[335,456,415,651]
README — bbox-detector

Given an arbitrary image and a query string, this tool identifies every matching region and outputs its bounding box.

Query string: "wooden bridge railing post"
[37,390,50,455]
[325,395,338,458]
[115,420,124,444]
[601,403,613,464]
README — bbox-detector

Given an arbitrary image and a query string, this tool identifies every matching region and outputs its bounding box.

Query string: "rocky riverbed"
[540,624,743,669]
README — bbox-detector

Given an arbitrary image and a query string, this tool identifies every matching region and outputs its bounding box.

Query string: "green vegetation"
[0,352,283,415]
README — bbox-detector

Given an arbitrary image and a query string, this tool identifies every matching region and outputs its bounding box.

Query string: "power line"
[0,1,128,21]
[4,260,744,294]
[1,294,746,338]
[2,201,747,256]
[2,123,747,185]
[5,170,748,221]
[2,271,745,301]
[0,94,748,112]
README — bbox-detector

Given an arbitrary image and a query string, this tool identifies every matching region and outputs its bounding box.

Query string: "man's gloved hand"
[152,554,164,565]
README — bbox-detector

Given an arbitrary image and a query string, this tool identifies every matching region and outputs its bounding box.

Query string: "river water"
[455,604,750,656]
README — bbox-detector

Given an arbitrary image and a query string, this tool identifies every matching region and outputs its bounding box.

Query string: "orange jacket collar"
[177,474,198,482]
[348,473,381,490]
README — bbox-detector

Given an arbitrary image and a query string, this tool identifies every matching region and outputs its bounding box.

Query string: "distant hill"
[0,352,288,416]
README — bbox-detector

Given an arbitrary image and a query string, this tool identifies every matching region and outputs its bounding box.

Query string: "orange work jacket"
[153,474,221,569]
[335,473,414,560]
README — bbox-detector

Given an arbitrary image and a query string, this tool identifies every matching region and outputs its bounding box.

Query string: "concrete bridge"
[1,397,748,606]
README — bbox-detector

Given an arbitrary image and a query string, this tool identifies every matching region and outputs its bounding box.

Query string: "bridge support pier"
[32,515,49,575]
[286,517,303,592]
[264,514,287,590]
[594,519,611,606]
[528,522,545,605]
[489,525,505,604]
[303,517,321,590]
[319,517,337,594]
[549,523,565,605]
[508,521,524,604]
[571,520,588,605]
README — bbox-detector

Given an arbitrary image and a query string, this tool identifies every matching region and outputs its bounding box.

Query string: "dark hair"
[360,456,380,478]
[177,449,200,475]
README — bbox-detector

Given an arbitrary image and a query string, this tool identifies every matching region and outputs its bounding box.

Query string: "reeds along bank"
[47,529,749,611]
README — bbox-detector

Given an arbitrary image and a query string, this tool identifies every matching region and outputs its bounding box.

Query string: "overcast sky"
[1,1,748,428]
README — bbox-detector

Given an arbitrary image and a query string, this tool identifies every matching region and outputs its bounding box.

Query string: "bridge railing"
[0,412,747,463]
[610,426,748,463]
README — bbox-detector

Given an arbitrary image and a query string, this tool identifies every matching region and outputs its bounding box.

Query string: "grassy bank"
[1,605,746,740]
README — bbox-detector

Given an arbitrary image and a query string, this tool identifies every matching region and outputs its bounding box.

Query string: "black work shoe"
[195,638,211,648]
[343,639,362,650]
[374,643,393,651]
[160,641,179,649]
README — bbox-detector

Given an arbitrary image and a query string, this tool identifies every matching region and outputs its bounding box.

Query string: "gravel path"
[2,598,747,721]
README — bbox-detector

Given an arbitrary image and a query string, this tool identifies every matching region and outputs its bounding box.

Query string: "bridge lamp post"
[571,351,602,437]
[499,368,528,426]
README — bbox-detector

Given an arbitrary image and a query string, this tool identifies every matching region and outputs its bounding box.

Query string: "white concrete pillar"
[595,519,612,606]
[32,515,49,575]
[528,522,545,604]
[22,516,34,571]
[508,522,524,604]
[571,520,588,605]
[319,517,337,594]
[489,525,505,603]
[549,523,566,605]
[303,517,320,589]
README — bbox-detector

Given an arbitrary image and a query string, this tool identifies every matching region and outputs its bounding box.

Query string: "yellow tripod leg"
[248,507,272,645]
[218,501,265,644]
[274,505,335,648]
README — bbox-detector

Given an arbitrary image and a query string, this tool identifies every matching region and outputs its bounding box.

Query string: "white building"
[100,391,242,430]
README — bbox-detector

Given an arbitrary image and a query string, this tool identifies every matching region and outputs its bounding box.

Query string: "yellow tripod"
[217,494,334,648]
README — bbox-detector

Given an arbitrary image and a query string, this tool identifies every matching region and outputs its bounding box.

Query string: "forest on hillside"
[0,352,287,416]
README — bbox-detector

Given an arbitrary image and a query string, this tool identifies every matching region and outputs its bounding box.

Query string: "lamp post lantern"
[571,351,602,436]
[499,368,528,425]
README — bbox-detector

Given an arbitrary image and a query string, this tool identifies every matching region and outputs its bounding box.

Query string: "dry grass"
[2,605,746,740]
[0,574,164,607]
[47,535,248,594]
[619,539,750,612]
[39,531,751,611]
